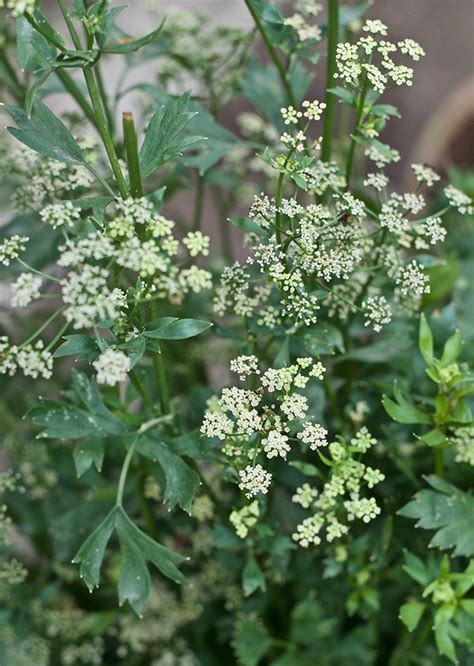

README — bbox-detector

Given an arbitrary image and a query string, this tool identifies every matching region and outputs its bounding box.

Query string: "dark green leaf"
[116,518,151,614]
[242,555,266,597]
[72,508,117,591]
[144,317,212,340]
[382,394,432,425]
[28,400,106,440]
[73,439,105,477]
[233,615,274,666]
[137,435,200,514]
[228,216,268,237]
[4,100,86,164]
[53,334,101,362]
[16,16,56,72]
[139,91,199,178]
[399,476,474,557]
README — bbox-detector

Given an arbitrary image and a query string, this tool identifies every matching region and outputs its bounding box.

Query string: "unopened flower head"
[39,202,80,230]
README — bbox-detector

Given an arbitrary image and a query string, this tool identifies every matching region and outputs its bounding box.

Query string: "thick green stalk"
[244,0,297,108]
[84,69,129,198]
[122,112,143,198]
[345,81,368,188]
[57,0,128,198]
[434,448,444,477]
[149,301,172,416]
[321,0,339,162]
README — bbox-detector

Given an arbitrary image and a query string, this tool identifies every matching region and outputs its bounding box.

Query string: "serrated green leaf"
[73,439,105,477]
[233,615,274,666]
[434,621,458,663]
[137,435,200,514]
[115,508,187,585]
[53,334,101,362]
[242,555,266,597]
[16,16,56,72]
[400,476,474,557]
[399,602,426,632]
[27,400,105,440]
[3,100,86,164]
[144,317,212,340]
[116,519,151,614]
[140,91,199,178]
[72,508,117,591]
[71,371,126,436]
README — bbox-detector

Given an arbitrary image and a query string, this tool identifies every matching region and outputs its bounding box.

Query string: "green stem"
[122,112,143,198]
[434,448,444,477]
[56,0,128,197]
[275,172,285,244]
[321,0,339,162]
[193,175,205,231]
[0,48,25,101]
[17,258,61,283]
[20,307,66,347]
[129,369,156,411]
[56,69,97,128]
[83,68,129,198]
[116,437,139,507]
[96,64,115,136]
[24,13,66,52]
[45,321,69,352]
[345,80,368,189]
[244,0,297,108]
[149,302,171,415]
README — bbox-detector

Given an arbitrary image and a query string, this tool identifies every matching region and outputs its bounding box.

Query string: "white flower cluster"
[336,20,424,95]
[452,426,474,466]
[10,273,42,308]
[285,13,321,43]
[444,185,473,215]
[201,357,328,496]
[39,202,81,230]
[2,142,97,212]
[0,336,53,379]
[362,295,392,333]
[238,464,272,499]
[292,429,384,547]
[93,348,130,387]
[0,0,36,16]
[0,236,29,266]
[411,163,440,187]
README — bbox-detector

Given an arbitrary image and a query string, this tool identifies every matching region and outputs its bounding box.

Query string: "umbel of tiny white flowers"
[201,356,328,499]
[93,348,131,387]
[0,0,36,17]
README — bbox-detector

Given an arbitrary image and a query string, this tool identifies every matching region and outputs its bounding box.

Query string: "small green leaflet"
[399,476,474,557]
[144,317,212,340]
[383,383,432,425]
[139,91,201,178]
[228,216,268,237]
[399,602,426,633]
[137,433,201,514]
[3,100,86,164]
[419,313,434,366]
[53,334,101,363]
[27,371,126,439]
[232,615,274,666]
[242,555,266,597]
[73,439,105,477]
[72,506,187,614]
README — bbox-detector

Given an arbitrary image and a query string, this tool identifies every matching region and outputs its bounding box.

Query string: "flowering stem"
[345,80,368,188]
[122,112,143,198]
[20,306,66,348]
[17,258,61,284]
[321,0,339,162]
[243,0,297,108]
[55,70,97,128]
[45,322,69,352]
[116,436,139,507]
